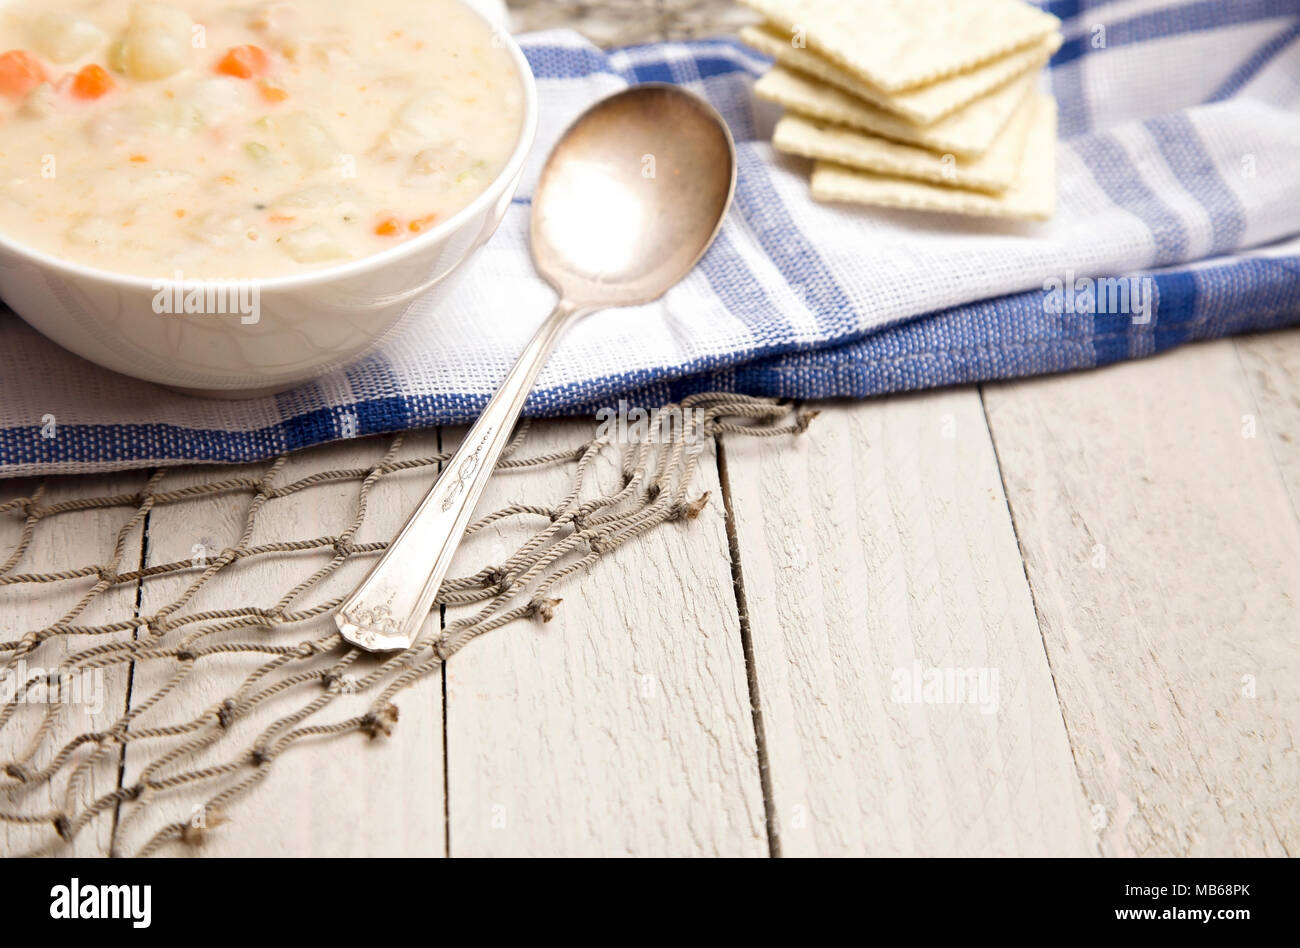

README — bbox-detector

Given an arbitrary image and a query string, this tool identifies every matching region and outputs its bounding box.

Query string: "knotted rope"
[0,394,812,856]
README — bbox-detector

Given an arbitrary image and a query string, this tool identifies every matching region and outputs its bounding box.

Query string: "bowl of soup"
[0,0,536,395]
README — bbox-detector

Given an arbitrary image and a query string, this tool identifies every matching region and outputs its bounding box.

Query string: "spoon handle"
[335,298,589,652]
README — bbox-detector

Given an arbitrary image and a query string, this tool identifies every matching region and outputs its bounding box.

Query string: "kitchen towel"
[2,0,1299,476]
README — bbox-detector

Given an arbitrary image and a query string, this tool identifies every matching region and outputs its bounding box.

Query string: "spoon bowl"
[337,84,737,652]
[532,84,737,306]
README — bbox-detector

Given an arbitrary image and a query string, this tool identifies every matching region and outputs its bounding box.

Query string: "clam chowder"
[0,0,525,277]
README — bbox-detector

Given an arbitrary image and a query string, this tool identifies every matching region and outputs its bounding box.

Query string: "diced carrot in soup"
[216,45,270,79]
[0,50,48,99]
[71,64,115,100]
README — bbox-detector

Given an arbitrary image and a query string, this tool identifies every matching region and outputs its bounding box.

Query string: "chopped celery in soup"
[0,0,525,277]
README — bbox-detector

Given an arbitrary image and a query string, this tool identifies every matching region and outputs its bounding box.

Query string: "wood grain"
[116,435,446,857]
[720,391,1092,856]
[983,339,1300,857]
[0,473,145,857]
[443,419,768,856]
[1236,329,1300,522]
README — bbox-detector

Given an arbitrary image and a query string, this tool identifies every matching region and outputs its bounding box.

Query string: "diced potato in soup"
[0,0,525,277]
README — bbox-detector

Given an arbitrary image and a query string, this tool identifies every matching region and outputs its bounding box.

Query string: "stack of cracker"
[741,0,1063,221]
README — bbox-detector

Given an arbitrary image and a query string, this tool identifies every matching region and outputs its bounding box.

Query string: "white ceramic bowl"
[0,9,537,398]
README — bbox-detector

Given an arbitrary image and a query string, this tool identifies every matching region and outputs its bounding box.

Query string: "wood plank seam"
[108,439,447,856]
[1,472,150,856]
[441,415,768,856]
[980,341,1299,856]
[716,434,781,858]
[108,494,154,856]
[718,392,1094,855]
[975,386,1100,855]
[438,425,452,860]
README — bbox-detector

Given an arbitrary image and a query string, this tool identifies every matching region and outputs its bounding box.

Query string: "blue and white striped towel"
[2,0,1299,476]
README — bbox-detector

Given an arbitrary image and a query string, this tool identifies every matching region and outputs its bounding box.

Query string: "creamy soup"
[0,0,524,278]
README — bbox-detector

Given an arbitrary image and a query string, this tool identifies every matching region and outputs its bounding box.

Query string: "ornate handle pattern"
[336,299,588,651]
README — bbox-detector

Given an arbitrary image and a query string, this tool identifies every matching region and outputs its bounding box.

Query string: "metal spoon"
[335,84,737,652]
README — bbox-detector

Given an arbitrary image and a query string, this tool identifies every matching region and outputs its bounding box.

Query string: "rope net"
[0,394,812,857]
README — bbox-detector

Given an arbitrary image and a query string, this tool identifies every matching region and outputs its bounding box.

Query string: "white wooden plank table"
[2,3,1297,858]
[6,332,1294,857]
